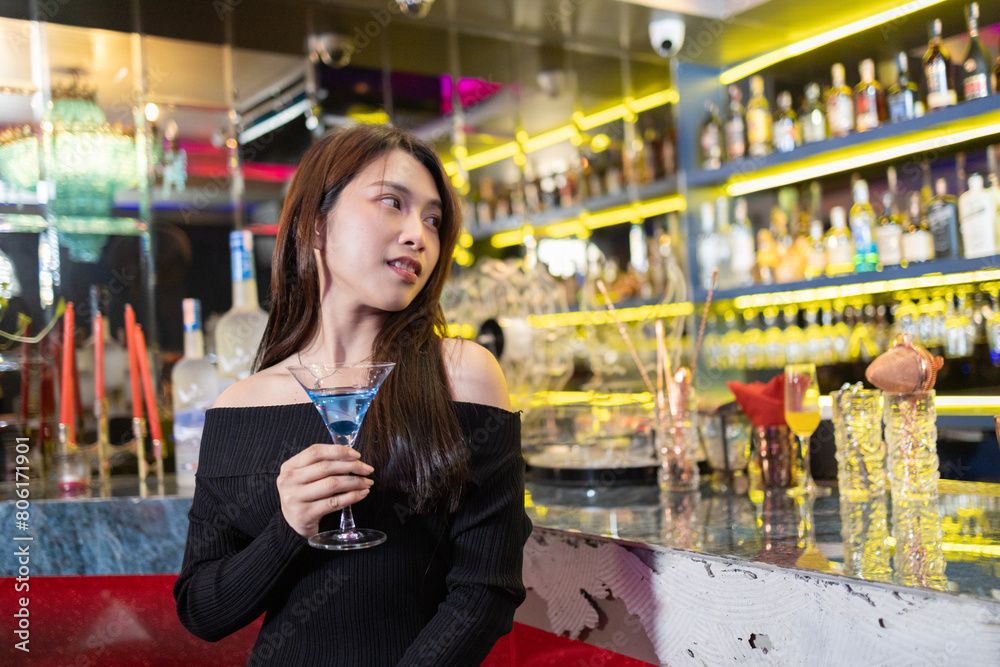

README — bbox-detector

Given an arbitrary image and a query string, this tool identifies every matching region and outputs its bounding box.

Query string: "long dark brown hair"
[254,124,467,513]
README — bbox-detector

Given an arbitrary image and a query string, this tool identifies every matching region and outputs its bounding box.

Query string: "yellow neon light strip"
[451,91,676,172]
[460,141,520,171]
[733,267,1000,309]
[884,536,1000,558]
[727,111,1000,197]
[490,193,687,247]
[582,205,640,229]
[574,104,630,131]
[491,227,530,249]
[720,0,949,84]
[527,301,693,328]
[521,124,579,153]
[543,219,588,239]
[526,390,655,408]
[629,89,679,114]
[637,194,687,218]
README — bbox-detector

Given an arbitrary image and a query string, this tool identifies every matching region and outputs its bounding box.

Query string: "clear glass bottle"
[924,18,957,110]
[746,75,773,157]
[888,52,921,123]
[825,206,855,275]
[902,192,935,263]
[958,173,999,258]
[849,179,878,272]
[804,219,827,279]
[827,63,855,138]
[874,190,903,268]
[926,178,961,259]
[215,230,268,390]
[700,101,724,170]
[697,201,721,291]
[729,197,756,287]
[772,91,800,153]
[854,58,888,132]
[963,2,993,99]
[172,298,220,487]
[724,84,747,161]
[799,82,827,144]
[714,196,734,289]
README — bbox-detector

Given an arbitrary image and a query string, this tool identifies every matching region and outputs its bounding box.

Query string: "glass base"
[308,528,387,551]
[786,479,832,498]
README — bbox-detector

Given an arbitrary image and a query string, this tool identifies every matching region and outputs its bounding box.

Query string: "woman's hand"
[277,444,375,539]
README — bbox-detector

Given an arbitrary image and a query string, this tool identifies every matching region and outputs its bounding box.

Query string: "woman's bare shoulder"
[442,337,511,410]
[212,363,308,409]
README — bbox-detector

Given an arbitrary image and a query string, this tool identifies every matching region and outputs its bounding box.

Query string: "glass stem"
[339,505,357,534]
[801,434,812,487]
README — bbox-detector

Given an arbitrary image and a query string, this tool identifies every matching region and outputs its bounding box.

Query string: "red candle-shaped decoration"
[134,326,163,443]
[60,302,75,444]
[125,305,143,423]
[94,313,105,405]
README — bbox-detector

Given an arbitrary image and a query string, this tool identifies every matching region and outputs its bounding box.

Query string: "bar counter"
[3,476,1000,664]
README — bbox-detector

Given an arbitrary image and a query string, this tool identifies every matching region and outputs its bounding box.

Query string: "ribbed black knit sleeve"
[173,407,311,641]
[398,404,532,666]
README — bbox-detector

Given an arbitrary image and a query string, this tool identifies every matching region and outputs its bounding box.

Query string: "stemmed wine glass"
[288,362,395,550]
[784,363,830,497]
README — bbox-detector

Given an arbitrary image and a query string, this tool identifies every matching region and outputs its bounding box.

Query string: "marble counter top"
[3,473,998,604]
[524,478,1000,604]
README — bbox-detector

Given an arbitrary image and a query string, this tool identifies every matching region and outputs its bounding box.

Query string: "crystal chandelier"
[0,78,144,262]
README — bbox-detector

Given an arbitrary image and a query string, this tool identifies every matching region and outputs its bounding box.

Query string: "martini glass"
[288,362,395,550]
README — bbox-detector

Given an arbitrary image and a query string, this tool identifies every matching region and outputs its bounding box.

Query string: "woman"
[174,124,531,666]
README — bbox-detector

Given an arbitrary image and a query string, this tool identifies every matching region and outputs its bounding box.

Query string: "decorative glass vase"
[831,387,885,501]
[883,390,939,503]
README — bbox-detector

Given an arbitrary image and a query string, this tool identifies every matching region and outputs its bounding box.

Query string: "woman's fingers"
[277,443,377,538]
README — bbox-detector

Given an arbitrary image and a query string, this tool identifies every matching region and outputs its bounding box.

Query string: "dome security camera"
[648,16,685,58]
[396,0,435,18]
[308,33,355,69]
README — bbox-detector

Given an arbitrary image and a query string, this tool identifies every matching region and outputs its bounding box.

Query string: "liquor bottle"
[825,206,855,275]
[926,178,961,258]
[172,299,220,487]
[874,190,903,268]
[888,52,920,123]
[724,84,747,161]
[746,75,772,157]
[729,197,756,287]
[772,91,800,153]
[800,82,827,144]
[804,219,827,279]
[958,173,999,258]
[697,201,721,291]
[215,230,268,390]
[963,2,994,99]
[700,102,724,170]
[901,192,935,263]
[849,179,878,272]
[854,59,888,132]
[994,56,1000,94]
[714,196,734,289]
[827,63,855,138]
[924,18,957,111]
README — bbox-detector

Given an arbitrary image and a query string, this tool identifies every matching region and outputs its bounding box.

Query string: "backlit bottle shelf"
[687,95,1000,194]
[696,254,1000,309]
[475,177,683,248]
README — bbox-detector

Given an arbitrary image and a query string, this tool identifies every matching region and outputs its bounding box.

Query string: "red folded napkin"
[727,373,785,428]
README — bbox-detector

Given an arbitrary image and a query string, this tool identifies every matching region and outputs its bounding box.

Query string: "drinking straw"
[595,279,655,396]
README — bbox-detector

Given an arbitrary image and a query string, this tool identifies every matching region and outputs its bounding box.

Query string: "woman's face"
[319,149,443,314]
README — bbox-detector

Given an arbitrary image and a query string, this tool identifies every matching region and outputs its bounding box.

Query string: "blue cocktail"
[288,362,395,550]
